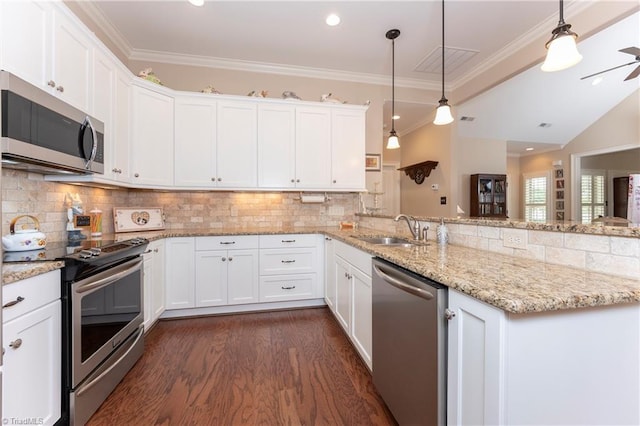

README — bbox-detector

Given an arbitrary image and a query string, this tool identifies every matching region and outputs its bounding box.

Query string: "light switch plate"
[503,229,527,249]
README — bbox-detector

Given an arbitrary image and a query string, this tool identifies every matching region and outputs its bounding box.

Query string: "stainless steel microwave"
[0,71,104,175]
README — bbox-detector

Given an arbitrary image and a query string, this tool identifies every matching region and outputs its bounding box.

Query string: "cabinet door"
[112,71,131,181]
[334,255,351,333]
[142,250,154,331]
[0,1,51,89]
[331,109,366,190]
[52,10,92,111]
[227,249,259,305]
[165,238,195,310]
[174,97,217,187]
[151,241,166,321]
[351,266,372,369]
[324,237,336,311]
[216,100,257,187]
[131,86,174,186]
[295,107,331,188]
[2,301,61,425]
[447,289,505,426]
[258,103,296,188]
[195,250,228,307]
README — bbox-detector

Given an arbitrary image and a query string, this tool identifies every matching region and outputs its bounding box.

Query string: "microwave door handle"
[82,116,98,170]
[76,261,140,294]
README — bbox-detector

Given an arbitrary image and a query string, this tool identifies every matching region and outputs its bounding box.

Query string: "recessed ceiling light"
[392,114,400,120]
[538,122,552,128]
[188,0,204,6]
[460,116,475,122]
[525,147,534,151]
[592,76,604,86]
[326,14,340,26]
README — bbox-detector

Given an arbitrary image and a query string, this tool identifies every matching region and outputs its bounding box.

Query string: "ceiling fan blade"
[580,60,639,80]
[619,47,640,57]
[624,65,640,81]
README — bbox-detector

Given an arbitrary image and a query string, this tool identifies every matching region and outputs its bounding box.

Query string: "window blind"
[524,175,547,222]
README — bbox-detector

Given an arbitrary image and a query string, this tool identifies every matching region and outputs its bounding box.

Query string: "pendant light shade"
[541,0,582,72]
[386,29,401,150]
[434,0,453,126]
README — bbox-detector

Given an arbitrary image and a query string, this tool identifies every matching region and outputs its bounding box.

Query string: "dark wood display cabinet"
[470,174,507,218]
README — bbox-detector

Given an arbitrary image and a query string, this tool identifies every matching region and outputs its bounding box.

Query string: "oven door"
[71,257,143,388]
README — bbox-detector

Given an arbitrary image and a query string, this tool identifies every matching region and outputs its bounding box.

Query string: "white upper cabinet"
[258,103,296,188]
[216,100,258,188]
[174,96,217,187]
[295,106,332,189]
[111,71,132,181]
[0,1,52,90]
[331,108,366,190]
[131,84,174,186]
[51,9,92,112]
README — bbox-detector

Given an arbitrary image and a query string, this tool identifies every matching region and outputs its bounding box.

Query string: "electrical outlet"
[503,229,527,249]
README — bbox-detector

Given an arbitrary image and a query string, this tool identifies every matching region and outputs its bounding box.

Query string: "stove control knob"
[79,250,93,259]
[89,248,102,256]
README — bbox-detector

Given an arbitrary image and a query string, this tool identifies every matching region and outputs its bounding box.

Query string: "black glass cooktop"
[3,238,147,263]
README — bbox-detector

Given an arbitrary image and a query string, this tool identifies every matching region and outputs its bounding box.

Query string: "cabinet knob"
[9,338,22,350]
[445,308,456,320]
[211,177,216,181]
[221,257,226,262]
[218,178,222,181]
[56,85,64,93]
[47,80,56,88]
[296,179,300,183]
[134,173,140,178]
[228,257,233,261]
[3,296,25,309]
[333,180,337,184]
[154,248,159,253]
[291,179,295,183]
[325,237,332,241]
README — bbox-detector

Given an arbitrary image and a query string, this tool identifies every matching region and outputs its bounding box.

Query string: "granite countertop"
[3,226,639,314]
[2,261,65,285]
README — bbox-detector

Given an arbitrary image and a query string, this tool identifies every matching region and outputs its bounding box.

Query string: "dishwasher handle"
[373,264,434,301]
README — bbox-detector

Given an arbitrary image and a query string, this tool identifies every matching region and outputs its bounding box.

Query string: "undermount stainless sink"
[355,236,417,247]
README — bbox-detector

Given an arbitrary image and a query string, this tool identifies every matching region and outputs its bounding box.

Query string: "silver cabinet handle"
[9,338,22,349]
[281,239,296,243]
[3,296,25,308]
[220,241,236,245]
[134,173,140,178]
[56,85,64,92]
[47,80,56,87]
[281,285,296,290]
[281,260,296,264]
[325,237,332,241]
[333,179,336,184]
[445,308,456,320]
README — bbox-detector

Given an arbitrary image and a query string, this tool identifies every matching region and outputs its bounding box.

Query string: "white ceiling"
[81,0,640,155]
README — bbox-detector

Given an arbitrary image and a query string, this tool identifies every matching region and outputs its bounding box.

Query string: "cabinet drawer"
[259,234,317,249]
[2,270,61,323]
[196,235,258,251]
[259,274,316,302]
[260,248,317,275]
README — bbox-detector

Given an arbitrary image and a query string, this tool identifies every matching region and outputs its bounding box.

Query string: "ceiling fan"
[580,47,640,81]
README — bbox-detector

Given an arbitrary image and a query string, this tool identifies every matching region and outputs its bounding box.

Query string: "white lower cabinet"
[324,236,336,310]
[258,234,322,303]
[447,289,640,426]
[143,239,166,331]
[165,237,196,310]
[195,236,259,306]
[329,240,372,370]
[2,270,61,426]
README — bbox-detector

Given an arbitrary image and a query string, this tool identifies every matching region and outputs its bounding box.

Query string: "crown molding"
[73,1,133,58]
[129,48,441,91]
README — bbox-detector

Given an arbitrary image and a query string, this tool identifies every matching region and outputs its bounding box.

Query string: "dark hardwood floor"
[87,307,397,425]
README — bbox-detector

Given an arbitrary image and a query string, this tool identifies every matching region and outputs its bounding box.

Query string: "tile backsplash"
[1,170,358,241]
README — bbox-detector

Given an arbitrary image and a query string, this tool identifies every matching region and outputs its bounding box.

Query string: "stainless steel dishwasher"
[372,258,447,426]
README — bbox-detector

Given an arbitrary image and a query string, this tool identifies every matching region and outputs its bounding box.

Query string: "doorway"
[613,176,629,218]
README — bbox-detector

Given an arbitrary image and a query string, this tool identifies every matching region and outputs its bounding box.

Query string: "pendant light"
[434,0,453,126]
[386,29,400,150]
[541,0,582,72]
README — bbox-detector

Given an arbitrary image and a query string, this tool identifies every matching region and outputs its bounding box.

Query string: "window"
[581,170,606,223]
[523,173,549,222]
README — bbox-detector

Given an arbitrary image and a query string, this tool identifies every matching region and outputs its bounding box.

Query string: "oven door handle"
[75,259,142,294]
[75,328,144,398]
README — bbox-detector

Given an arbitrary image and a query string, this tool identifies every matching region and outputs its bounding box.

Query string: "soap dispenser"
[436,218,449,245]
